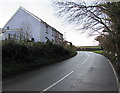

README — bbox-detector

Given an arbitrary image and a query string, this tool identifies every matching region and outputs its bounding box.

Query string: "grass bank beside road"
[2,40,77,80]
[92,50,103,54]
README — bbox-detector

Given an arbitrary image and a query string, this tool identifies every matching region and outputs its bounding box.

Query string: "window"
[7,26,9,30]
[52,28,54,37]
[8,34,11,39]
[59,34,61,39]
[46,25,48,34]
[45,37,49,42]
[8,33,14,39]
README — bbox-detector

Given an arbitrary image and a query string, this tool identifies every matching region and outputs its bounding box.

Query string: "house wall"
[40,21,55,43]
[2,7,63,44]
[54,31,63,44]
[3,8,41,42]
[2,31,20,40]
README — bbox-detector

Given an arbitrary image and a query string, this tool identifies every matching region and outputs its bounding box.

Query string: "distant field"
[77,46,102,51]
[78,46,101,49]
[93,50,103,54]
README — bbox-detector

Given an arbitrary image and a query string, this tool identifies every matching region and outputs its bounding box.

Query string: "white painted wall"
[3,8,41,42]
[2,7,63,43]
[40,21,55,42]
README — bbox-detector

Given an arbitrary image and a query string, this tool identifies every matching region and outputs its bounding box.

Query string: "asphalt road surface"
[2,51,119,92]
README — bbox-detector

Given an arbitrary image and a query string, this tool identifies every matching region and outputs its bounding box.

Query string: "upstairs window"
[59,34,61,39]
[7,26,9,30]
[46,25,48,34]
[52,28,54,37]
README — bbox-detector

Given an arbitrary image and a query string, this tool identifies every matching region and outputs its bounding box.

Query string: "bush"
[2,40,77,79]
[2,40,31,77]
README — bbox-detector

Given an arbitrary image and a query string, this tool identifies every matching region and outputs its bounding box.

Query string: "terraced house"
[2,6,63,44]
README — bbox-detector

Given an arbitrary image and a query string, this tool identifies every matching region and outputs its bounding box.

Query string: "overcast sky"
[0,0,99,46]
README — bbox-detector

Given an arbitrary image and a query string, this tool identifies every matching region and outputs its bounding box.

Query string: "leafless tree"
[53,0,112,36]
[19,21,32,41]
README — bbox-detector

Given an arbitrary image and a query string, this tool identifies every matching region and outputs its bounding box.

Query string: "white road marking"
[41,71,74,92]
[81,53,89,65]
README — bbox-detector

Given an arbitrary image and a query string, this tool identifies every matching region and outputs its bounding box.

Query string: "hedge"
[2,40,77,79]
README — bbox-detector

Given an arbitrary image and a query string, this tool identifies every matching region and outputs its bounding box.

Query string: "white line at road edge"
[108,59,120,93]
[40,71,74,92]
[81,53,89,65]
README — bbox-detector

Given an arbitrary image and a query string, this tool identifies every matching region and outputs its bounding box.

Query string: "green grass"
[78,46,101,49]
[92,50,103,54]
[77,46,102,51]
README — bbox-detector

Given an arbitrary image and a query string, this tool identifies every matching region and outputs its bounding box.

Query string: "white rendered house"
[2,6,63,44]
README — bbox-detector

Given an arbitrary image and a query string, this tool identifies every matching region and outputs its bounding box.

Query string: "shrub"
[2,40,31,77]
[2,40,77,79]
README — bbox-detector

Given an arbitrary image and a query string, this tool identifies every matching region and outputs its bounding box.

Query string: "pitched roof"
[20,7,63,35]
[19,6,42,22]
[3,6,42,28]
[3,6,63,35]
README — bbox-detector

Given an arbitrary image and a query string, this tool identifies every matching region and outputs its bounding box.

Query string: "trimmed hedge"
[2,40,77,79]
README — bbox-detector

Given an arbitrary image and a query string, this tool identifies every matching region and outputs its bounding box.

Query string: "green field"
[77,46,102,51]
[92,50,103,54]
[78,46,101,49]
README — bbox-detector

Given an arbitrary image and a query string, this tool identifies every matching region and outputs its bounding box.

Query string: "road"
[3,51,119,92]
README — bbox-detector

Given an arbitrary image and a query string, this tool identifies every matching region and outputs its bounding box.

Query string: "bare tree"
[53,0,113,35]
[53,0,120,53]
[19,21,32,41]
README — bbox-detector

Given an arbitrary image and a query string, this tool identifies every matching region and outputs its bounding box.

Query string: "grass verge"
[92,50,103,54]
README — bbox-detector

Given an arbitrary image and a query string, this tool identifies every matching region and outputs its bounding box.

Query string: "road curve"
[3,51,119,92]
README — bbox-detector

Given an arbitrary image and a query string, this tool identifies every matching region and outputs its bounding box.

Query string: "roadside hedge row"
[2,40,77,79]
[77,47,103,51]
